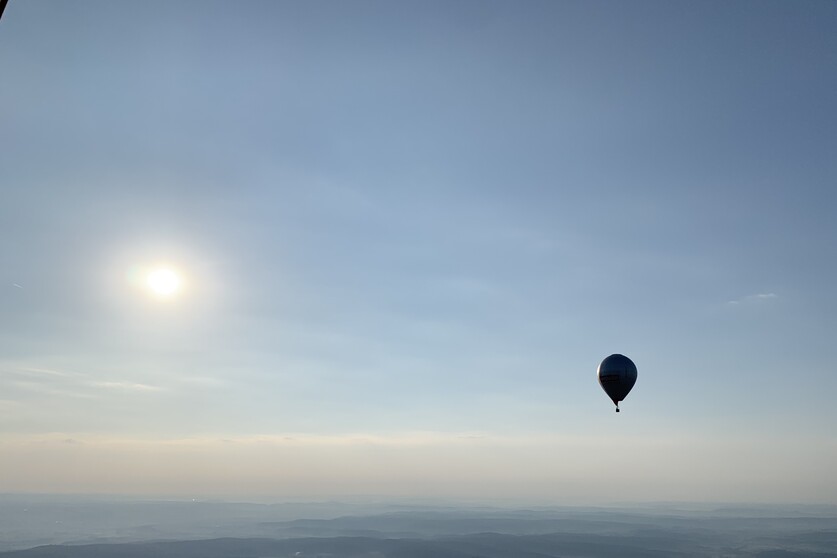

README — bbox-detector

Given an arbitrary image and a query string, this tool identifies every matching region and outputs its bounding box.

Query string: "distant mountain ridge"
[1,532,836,558]
[2,499,836,557]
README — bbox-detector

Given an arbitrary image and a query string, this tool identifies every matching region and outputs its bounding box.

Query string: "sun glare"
[146,267,182,298]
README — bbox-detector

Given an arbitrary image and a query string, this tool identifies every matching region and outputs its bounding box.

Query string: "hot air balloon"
[597,354,637,412]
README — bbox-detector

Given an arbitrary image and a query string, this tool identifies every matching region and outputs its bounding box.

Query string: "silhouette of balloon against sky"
[597,354,638,412]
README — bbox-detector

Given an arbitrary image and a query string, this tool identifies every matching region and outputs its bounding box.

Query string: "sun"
[145,267,182,298]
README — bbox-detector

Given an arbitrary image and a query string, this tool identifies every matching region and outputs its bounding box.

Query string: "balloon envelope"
[597,354,637,407]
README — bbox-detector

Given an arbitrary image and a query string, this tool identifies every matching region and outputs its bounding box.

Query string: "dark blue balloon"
[597,354,637,412]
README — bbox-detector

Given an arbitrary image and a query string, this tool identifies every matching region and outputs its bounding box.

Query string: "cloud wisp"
[727,292,778,305]
[0,363,164,398]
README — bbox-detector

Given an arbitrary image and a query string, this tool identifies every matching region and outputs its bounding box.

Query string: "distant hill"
[1,532,836,558]
[2,499,836,557]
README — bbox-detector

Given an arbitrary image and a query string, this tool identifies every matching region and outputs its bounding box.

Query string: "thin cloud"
[1,364,162,397]
[1,365,93,398]
[92,381,163,392]
[727,292,778,305]
[11,366,82,379]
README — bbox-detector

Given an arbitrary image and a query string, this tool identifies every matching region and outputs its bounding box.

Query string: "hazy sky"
[1,0,836,504]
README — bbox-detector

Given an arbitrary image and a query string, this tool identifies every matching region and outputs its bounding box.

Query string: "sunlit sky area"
[1,0,836,504]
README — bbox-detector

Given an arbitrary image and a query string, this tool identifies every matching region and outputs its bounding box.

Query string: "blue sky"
[1,0,836,503]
